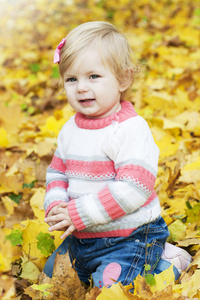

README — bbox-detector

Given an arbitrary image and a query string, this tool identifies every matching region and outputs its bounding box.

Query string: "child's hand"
[45,202,76,239]
[45,204,63,227]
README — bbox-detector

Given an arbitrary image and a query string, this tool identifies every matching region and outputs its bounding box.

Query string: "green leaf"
[107,10,114,20]
[187,203,200,225]
[145,273,156,286]
[23,180,37,189]
[186,200,192,209]
[51,65,60,78]
[36,232,55,257]
[31,283,53,296]
[29,63,40,73]
[144,264,151,272]
[142,16,148,22]
[8,193,22,204]
[6,230,23,246]
[21,103,28,111]
[194,8,200,16]
[27,106,35,115]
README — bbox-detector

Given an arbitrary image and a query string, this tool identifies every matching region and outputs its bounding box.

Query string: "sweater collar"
[74,100,137,129]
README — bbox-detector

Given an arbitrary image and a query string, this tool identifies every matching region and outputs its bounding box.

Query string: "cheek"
[64,86,74,97]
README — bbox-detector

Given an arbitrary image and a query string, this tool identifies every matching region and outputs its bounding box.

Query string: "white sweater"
[44,101,161,238]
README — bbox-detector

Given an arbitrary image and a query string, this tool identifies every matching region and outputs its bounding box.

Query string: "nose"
[77,79,89,93]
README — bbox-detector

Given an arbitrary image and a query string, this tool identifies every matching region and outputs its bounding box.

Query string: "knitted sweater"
[44,101,161,238]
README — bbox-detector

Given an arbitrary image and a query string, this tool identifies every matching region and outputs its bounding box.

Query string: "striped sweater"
[44,101,161,238]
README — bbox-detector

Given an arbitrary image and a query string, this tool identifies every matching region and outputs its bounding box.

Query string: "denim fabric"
[43,216,170,287]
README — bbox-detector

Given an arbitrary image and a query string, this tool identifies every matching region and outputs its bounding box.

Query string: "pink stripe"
[65,159,115,176]
[67,200,86,231]
[142,190,157,207]
[116,165,155,191]
[50,155,66,173]
[75,101,137,129]
[73,228,136,238]
[46,180,68,192]
[98,187,126,220]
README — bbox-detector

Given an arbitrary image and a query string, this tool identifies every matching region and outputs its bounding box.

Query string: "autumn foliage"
[0,0,200,299]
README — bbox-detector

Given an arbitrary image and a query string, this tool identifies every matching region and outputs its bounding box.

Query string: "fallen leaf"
[85,286,102,300]
[20,254,41,283]
[40,251,86,300]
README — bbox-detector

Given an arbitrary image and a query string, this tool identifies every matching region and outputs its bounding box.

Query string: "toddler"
[43,21,191,288]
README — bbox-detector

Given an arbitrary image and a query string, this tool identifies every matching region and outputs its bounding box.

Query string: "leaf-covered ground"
[0,0,200,299]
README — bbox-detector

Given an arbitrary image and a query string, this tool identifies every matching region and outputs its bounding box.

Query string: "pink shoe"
[161,242,192,273]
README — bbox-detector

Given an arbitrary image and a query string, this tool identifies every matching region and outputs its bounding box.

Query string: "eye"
[90,74,100,79]
[66,77,76,82]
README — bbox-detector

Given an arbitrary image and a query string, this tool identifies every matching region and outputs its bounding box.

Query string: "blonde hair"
[59,21,140,96]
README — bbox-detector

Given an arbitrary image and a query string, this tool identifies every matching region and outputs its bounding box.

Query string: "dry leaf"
[40,252,86,300]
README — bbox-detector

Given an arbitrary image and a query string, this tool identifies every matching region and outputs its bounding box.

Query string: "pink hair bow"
[54,38,66,64]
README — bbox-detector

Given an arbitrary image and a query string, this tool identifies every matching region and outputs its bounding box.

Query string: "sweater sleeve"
[44,147,69,217]
[67,116,160,231]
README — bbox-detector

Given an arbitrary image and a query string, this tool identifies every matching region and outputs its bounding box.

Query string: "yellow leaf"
[147,78,166,90]
[162,118,184,131]
[0,128,9,147]
[150,264,175,293]
[0,170,23,194]
[165,197,187,217]
[62,103,75,119]
[40,115,66,136]
[0,275,16,300]
[36,140,55,157]
[30,187,46,219]
[1,285,16,300]
[143,92,173,110]
[5,163,19,177]
[0,231,13,272]
[179,152,200,183]
[21,219,62,267]
[174,269,200,298]
[20,254,41,283]
[173,111,200,134]
[40,252,86,300]
[133,275,152,298]
[182,156,200,172]
[21,219,49,263]
[168,220,187,242]
[151,126,179,159]
[97,283,131,300]
[1,196,17,215]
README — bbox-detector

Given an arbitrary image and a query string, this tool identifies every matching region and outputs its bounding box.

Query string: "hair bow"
[54,38,66,64]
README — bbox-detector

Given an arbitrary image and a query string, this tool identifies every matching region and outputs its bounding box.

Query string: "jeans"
[43,216,171,288]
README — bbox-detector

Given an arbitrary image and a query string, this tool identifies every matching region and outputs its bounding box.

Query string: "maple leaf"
[38,251,86,300]
[36,232,55,257]
[5,229,23,246]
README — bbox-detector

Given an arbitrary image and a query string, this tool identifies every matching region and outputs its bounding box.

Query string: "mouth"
[79,99,95,103]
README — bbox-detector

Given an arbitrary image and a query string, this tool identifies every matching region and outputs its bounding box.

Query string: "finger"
[56,227,68,231]
[58,202,68,208]
[61,225,76,239]
[47,221,56,227]
[49,220,71,232]
[45,213,66,223]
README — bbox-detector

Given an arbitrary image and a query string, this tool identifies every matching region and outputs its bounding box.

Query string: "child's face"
[63,49,125,119]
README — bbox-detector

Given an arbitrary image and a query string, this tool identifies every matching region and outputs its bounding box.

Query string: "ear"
[119,68,133,92]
